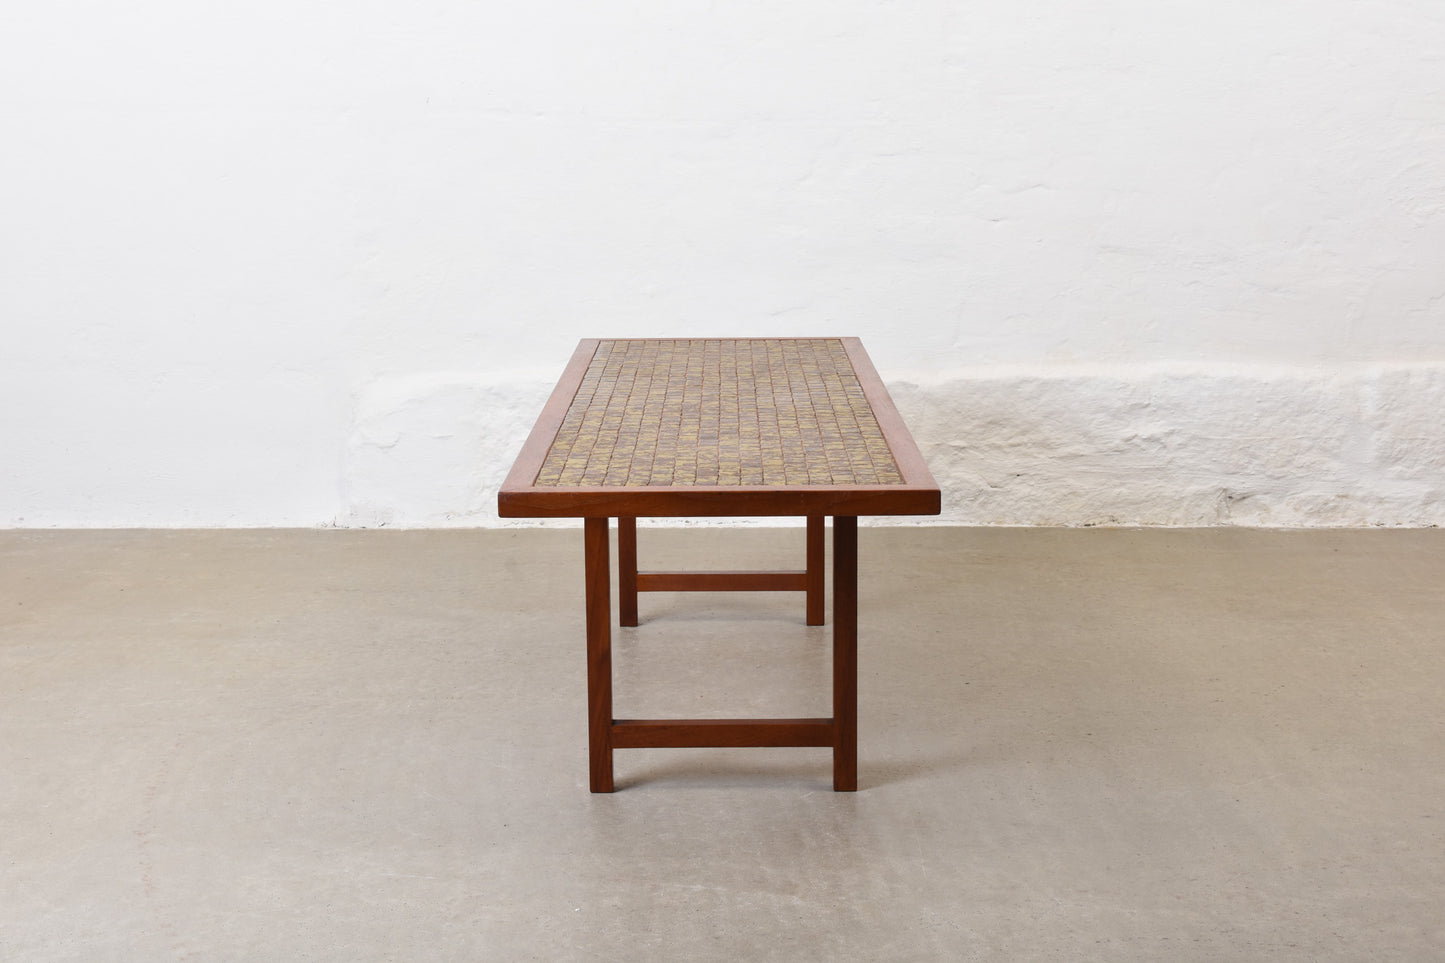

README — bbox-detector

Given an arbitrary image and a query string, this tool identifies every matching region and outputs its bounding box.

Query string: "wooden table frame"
[583,513,855,792]
[617,515,826,628]
[499,338,939,792]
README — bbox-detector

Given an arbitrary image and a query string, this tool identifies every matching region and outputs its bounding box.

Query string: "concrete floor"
[1,527,1442,961]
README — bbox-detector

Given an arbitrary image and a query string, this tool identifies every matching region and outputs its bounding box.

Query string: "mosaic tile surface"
[534,339,904,487]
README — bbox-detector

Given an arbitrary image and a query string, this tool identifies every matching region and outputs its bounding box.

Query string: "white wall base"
[340,364,1445,529]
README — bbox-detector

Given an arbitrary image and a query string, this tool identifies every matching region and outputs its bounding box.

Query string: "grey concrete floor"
[1,527,1442,961]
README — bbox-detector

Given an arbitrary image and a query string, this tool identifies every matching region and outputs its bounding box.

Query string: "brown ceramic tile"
[535,339,904,488]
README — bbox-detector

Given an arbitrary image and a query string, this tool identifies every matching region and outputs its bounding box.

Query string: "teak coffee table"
[498,338,939,791]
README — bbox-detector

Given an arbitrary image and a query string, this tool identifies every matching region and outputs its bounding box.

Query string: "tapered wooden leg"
[618,516,638,627]
[585,517,614,792]
[806,514,825,626]
[832,516,858,792]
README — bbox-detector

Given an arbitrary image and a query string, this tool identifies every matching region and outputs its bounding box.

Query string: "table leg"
[585,517,614,792]
[806,515,825,626]
[832,516,858,792]
[618,516,638,627]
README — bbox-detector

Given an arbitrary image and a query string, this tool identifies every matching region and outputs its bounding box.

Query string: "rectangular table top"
[498,338,940,518]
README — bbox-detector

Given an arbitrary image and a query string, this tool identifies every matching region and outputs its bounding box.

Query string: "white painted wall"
[4,2,1443,527]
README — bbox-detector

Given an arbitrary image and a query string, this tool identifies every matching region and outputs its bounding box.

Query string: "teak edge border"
[497,337,940,518]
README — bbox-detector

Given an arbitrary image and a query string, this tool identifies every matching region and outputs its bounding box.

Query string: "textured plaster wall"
[894,365,1445,529]
[4,2,1444,528]
[342,364,1445,529]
